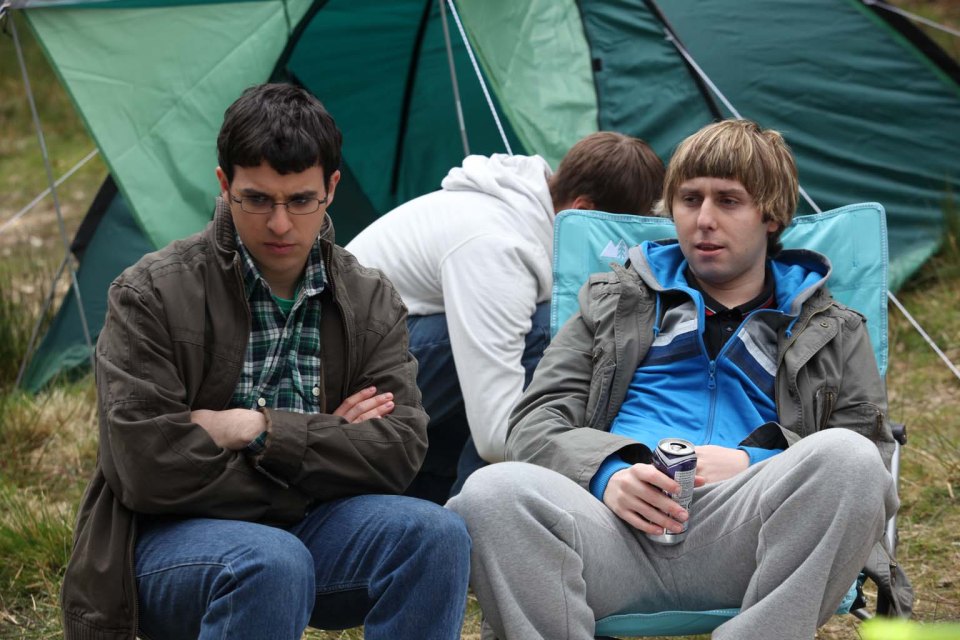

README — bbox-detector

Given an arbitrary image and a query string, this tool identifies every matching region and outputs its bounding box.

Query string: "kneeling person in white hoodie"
[346,132,665,502]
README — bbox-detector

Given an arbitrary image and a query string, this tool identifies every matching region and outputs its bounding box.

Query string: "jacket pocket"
[585,354,617,430]
[814,385,838,430]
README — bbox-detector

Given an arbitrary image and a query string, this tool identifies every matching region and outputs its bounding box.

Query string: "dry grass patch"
[0,383,97,639]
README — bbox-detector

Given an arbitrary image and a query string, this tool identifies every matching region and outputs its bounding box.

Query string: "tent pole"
[439,0,470,158]
[445,0,512,155]
[11,13,96,382]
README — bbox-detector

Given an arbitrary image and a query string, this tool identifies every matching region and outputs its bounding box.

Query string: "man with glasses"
[60,83,470,640]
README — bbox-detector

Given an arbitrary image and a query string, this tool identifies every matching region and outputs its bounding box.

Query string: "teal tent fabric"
[551,203,889,375]
[576,0,720,159]
[23,0,314,250]
[281,0,524,240]
[656,0,958,290]
[11,0,959,389]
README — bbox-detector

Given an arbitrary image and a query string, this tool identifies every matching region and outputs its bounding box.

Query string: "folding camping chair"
[550,203,906,637]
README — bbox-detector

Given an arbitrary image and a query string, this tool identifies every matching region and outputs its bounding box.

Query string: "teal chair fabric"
[552,203,888,375]
[593,583,861,637]
[550,203,888,637]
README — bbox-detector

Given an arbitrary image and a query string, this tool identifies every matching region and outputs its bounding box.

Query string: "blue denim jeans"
[404,302,551,503]
[135,494,470,640]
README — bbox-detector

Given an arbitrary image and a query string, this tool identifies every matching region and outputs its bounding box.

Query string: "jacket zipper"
[702,307,784,444]
[705,360,718,442]
[821,388,837,429]
[129,521,147,640]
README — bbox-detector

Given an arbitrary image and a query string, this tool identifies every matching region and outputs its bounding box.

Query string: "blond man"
[449,120,899,640]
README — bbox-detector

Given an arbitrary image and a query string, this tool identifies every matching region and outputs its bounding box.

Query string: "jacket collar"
[627,239,833,317]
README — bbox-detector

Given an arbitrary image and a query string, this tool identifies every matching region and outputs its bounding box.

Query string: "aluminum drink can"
[645,438,697,545]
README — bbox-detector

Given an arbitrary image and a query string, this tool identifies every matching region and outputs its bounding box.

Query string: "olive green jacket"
[508,259,895,477]
[507,255,911,615]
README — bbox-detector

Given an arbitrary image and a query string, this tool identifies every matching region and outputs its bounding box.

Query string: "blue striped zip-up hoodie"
[589,239,831,499]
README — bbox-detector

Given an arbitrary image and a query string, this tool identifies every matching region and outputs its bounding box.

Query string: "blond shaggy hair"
[661,119,799,255]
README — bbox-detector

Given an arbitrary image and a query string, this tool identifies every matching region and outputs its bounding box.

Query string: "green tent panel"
[11,0,960,391]
[283,0,525,229]
[577,0,721,158]
[27,0,314,249]
[455,0,599,168]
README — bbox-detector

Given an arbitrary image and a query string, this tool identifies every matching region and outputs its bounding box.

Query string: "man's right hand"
[603,464,702,535]
[333,386,395,423]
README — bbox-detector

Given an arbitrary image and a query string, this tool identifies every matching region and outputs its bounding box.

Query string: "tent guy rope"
[866,0,960,39]
[0,148,100,237]
[445,0,512,155]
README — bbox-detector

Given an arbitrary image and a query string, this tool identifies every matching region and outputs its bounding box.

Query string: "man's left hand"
[333,386,395,423]
[191,409,266,450]
[693,445,749,484]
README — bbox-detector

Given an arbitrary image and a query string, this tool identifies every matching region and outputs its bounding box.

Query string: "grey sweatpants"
[447,429,898,640]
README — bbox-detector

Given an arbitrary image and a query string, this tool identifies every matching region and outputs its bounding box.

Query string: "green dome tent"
[7,0,960,391]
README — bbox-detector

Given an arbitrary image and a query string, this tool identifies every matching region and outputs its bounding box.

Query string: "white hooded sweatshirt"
[346,154,555,463]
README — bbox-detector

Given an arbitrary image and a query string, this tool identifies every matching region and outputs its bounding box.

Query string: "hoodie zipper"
[705,360,718,442]
[702,307,785,444]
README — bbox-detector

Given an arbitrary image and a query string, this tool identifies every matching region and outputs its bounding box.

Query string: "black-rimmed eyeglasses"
[230,193,328,215]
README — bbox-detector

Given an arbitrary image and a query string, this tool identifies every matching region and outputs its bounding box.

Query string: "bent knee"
[421,502,471,551]
[450,463,532,508]
[803,430,896,510]
[233,530,315,593]
[808,429,886,474]
[383,497,471,555]
[447,462,564,525]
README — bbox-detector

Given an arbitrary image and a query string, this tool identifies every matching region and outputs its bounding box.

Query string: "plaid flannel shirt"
[228,234,326,414]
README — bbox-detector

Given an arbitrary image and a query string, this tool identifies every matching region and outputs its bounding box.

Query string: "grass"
[0,268,35,387]
[0,383,98,639]
[880,205,960,628]
[1,2,959,639]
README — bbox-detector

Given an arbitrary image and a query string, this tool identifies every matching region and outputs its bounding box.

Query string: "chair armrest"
[890,422,907,446]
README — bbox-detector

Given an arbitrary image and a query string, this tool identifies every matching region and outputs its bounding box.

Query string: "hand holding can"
[645,438,698,545]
